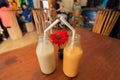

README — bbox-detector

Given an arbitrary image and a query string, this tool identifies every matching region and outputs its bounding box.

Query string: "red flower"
[50,30,68,46]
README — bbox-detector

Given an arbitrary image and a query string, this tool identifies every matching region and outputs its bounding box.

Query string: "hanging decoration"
[102,0,109,8]
[26,0,34,8]
[18,0,26,7]
[4,0,10,7]
[8,0,19,10]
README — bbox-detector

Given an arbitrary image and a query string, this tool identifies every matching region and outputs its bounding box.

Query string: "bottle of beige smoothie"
[36,36,56,74]
[63,34,83,77]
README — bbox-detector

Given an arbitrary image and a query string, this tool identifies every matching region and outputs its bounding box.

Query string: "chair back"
[32,8,56,35]
[92,9,120,36]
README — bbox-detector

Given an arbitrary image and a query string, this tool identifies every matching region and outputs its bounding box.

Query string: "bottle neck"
[67,34,80,47]
[38,36,50,42]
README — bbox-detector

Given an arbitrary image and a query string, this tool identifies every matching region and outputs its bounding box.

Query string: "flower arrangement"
[50,30,68,48]
[49,30,68,59]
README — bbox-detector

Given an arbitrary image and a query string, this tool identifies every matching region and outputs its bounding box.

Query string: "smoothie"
[36,39,56,74]
[63,46,83,77]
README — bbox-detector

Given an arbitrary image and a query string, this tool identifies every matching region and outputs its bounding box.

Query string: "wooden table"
[0,28,120,80]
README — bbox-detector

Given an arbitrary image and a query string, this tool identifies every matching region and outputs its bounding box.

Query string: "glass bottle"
[63,34,83,77]
[36,36,56,74]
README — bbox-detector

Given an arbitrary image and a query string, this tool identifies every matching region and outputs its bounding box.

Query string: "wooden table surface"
[0,28,120,80]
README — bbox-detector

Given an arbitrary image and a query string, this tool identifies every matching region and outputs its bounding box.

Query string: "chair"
[32,8,54,35]
[25,22,35,32]
[6,11,23,40]
[92,9,120,36]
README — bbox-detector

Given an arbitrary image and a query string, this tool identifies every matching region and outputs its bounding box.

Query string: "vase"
[58,48,63,59]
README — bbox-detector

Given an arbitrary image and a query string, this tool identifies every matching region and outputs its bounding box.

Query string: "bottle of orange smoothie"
[63,34,83,77]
